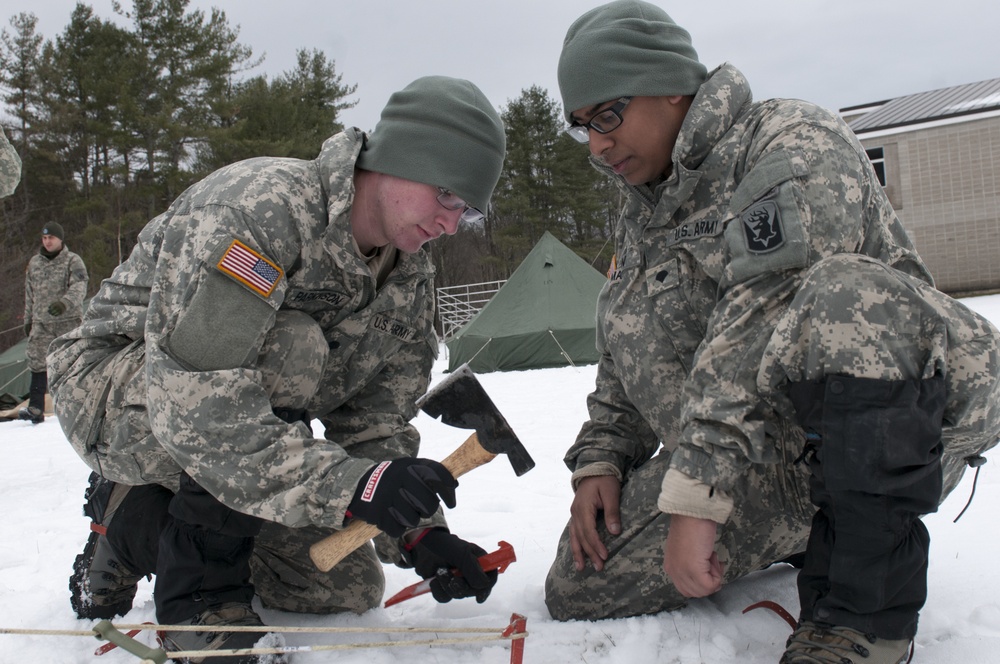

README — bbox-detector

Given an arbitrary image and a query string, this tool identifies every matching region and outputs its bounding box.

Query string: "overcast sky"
[7,0,1000,131]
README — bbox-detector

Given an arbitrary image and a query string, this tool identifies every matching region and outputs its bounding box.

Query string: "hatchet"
[308,364,534,572]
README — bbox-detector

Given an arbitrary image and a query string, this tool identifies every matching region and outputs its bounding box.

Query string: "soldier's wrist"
[570,461,623,491]
[657,467,734,524]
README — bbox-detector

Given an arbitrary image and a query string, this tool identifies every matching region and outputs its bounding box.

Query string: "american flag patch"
[217,239,283,297]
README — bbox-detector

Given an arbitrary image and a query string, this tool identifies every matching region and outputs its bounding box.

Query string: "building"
[842,77,1000,294]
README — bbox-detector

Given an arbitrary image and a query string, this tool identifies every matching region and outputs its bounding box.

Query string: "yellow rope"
[0,618,528,661]
[169,632,527,659]
[0,623,511,636]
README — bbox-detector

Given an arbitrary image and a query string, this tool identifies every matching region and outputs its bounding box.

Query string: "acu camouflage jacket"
[565,64,932,520]
[24,246,88,325]
[57,129,439,532]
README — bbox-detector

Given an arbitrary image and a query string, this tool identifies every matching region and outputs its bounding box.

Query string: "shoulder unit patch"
[740,200,784,254]
[217,239,284,297]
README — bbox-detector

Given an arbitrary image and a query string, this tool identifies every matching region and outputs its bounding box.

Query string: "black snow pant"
[790,376,946,640]
[106,482,173,577]
[789,374,946,640]
[154,472,264,624]
[28,371,46,412]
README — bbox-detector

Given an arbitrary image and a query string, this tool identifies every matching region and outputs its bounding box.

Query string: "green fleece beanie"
[42,222,64,240]
[558,0,708,121]
[357,76,506,212]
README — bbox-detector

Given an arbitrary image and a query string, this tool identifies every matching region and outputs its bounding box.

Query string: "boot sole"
[69,530,136,620]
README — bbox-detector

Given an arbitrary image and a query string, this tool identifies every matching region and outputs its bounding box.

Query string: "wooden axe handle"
[308,431,498,572]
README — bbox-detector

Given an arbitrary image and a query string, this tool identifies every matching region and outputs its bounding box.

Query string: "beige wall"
[859,116,1000,294]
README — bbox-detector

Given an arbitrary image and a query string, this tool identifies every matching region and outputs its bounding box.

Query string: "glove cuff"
[403,527,433,552]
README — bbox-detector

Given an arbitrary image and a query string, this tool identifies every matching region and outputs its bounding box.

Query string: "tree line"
[0,0,620,353]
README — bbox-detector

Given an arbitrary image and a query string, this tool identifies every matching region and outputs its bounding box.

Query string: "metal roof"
[846,77,1000,134]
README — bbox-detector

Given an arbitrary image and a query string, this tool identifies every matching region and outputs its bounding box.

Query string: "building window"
[866,147,886,187]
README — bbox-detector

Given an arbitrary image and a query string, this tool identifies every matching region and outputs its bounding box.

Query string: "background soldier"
[48,75,506,663]
[20,222,88,424]
[0,127,20,197]
[544,3,1000,664]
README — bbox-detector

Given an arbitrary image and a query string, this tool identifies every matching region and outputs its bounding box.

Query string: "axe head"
[417,364,535,476]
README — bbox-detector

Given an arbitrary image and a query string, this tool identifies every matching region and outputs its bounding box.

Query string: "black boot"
[17,371,47,424]
[155,473,285,663]
[70,473,171,619]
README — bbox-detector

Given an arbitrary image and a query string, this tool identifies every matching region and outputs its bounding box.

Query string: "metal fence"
[436,280,506,340]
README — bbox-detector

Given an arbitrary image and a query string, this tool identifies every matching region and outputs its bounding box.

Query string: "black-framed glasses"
[565,97,633,144]
[437,187,485,223]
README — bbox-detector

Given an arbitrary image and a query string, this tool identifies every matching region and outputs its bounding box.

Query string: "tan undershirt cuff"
[570,461,623,491]
[657,467,734,524]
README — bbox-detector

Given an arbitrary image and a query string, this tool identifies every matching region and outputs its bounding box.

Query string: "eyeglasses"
[565,97,633,144]
[437,187,485,223]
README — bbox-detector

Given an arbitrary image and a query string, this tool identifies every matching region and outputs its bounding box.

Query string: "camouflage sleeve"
[668,116,874,497]
[0,128,21,198]
[64,252,89,311]
[564,350,662,480]
[565,224,662,483]
[319,304,437,464]
[143,202,375,531]
[23,259,33,326]
[322,302,446,561]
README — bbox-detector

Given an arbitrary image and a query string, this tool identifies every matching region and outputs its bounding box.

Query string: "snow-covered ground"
[2,295,999,663]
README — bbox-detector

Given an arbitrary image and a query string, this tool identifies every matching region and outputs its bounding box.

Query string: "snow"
[2,295,1000,663]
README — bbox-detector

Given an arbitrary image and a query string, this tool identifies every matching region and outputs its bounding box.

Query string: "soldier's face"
[41,233,63,252]
[366,174,463,254]
[573,95,691,186]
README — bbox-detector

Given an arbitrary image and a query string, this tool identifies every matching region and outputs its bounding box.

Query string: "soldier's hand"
[408,528,498,604]
[569,475,621,572]
[48,301,66,316]
[662,514,723,598]
[346,458,457,538]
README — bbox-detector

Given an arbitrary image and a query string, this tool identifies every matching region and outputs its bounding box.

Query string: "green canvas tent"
[446,231,606,373]
[0,338,29,402]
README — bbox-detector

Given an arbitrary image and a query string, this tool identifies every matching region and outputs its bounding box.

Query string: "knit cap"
[558,0,708,121]
[42,222,64,240]
[357,76,506,213]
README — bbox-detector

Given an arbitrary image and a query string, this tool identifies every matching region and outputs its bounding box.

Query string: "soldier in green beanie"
[546,3,1000,664]
[48,75,506,662]
[19,222,88,424]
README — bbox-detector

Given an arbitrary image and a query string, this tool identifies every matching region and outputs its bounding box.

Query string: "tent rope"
[0,365,28,393]
[547,330,577,368]
[589,235,612,268]
[1,616,529,663]
[464,337,493,365]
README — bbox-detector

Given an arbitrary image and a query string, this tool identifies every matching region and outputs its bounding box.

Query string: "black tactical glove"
[347,458,457,538]
[408,528,498,604]
[23,321,31,337]
[48,301,66,316]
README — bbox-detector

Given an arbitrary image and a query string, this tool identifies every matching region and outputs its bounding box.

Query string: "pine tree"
[196,48,357,170]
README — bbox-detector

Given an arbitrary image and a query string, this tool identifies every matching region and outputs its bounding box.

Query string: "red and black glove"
[347,458,457,538]
[408,528,498,604]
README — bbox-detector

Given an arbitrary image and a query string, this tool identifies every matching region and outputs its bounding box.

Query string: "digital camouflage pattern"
[251,520,386,614]
[546,64,1000,619]
[0,128,20,197]
[24,246,88,372]
[49,129,443,587]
